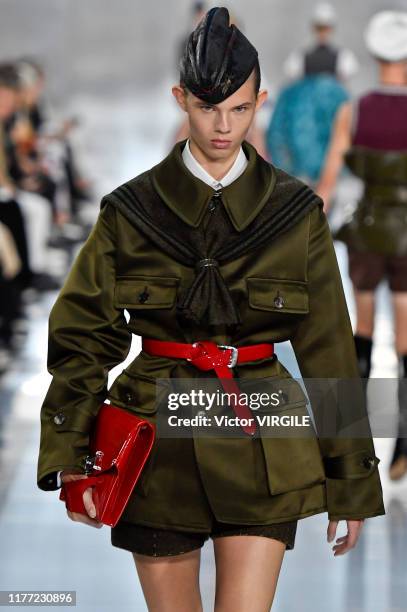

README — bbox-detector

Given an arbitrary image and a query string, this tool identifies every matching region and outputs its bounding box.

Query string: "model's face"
[0,87,18,120]
[22,78,44,107]
[172,70,267,160]
[313,24,333,43]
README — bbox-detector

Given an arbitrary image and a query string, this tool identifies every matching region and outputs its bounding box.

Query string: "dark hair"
[252,55,261,95]
[0,63,20,90]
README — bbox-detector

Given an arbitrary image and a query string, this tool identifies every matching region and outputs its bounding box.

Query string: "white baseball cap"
[312,3,337,27]
[365,10,407,62]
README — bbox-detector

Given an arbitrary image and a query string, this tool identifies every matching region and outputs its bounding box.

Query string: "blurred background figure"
[316,11,407,481]
[0,220,22,371]
[9,57,93,235]
[265,72,348,186]
[283,2,359,83]
[0,62,35,361]
[0,56,95,374]
[265,3,358,186]
[16,58,92,221]
[177,1,207,65]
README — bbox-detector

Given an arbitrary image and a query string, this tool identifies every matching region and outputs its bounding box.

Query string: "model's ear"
[255,89,268,111]
[172,85,188,112]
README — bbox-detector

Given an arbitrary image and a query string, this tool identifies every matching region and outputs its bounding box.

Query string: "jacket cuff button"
[53,413,66,425]
[125,392,134,403]
[362,456,375,470]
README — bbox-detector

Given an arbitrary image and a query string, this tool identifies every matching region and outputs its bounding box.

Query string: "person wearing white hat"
[283,2,359,82]
[365,10,407,63]
[316,11,407,481]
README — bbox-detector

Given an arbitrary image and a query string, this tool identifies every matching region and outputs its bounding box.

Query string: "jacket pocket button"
[273,294,285,309]
[53,412,66,425]
[138,287,150,303]
[277,389,288,404]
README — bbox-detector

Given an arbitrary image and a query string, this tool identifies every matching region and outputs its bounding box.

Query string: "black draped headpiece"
[179,6,259,104]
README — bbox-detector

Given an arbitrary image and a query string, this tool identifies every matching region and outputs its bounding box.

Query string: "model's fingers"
[67,510,103,528]
[61,472,88,483]
[346,520,363,548]
[332,522,363,555]
[333,541,349,555]
[82,486,97,518]
[327,520,338,542]
[335,535,347,543]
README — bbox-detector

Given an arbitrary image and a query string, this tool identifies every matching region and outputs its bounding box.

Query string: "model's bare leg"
[392,292,407,355]
[213,536,286,612]
[354,289,375,338]
[389,291,407,480]
[132,548,203,612]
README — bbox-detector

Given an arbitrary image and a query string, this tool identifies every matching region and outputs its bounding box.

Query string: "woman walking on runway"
[38,7,385,611]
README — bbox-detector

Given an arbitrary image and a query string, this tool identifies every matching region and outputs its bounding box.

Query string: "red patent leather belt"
[141,338,275,436]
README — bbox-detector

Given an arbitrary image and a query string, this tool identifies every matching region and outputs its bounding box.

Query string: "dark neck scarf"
[101,140,322,327]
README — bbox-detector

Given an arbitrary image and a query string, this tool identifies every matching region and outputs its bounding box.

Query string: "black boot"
[389,354,407,481]
[353,334,373,378]
[353,334,373,404]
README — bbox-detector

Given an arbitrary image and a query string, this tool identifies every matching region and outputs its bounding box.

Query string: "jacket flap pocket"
[247,277,309,314]
[108,372,168,415]
[114,275,180,309]
[239,376,309,412]
[260,435,326,495]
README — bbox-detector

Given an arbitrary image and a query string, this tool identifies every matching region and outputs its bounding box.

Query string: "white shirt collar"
[182,138,248,190]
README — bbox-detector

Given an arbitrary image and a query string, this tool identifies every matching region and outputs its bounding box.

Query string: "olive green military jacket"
[37,140,385,532]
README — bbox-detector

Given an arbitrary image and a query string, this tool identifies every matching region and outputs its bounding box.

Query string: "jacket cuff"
[37,463,87,491]
[323,449,380,479]
[37,428,90,492]
[326,481,386,520]
[38,471,60,491]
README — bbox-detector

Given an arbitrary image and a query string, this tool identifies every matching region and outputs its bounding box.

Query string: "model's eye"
[200,105,214,112]
[235,106,248,113]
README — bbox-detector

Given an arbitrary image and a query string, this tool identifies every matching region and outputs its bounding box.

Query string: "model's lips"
[211,139,232,148]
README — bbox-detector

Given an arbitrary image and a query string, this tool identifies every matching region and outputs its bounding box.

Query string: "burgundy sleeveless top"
[352,85,407,151]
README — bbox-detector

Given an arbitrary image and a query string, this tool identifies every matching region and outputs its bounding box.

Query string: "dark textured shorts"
[348,247,407,292]
[111,518,298,557]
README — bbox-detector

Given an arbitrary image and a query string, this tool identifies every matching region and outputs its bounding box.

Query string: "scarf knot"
[195,258,219,271]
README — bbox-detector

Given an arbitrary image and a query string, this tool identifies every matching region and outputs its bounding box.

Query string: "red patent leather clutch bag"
[59,402,156,527]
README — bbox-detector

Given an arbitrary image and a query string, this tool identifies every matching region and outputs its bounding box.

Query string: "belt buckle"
[217,344,238,368]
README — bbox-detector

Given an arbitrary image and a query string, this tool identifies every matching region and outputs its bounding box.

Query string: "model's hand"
[327,519,365,556]
[315,185,331,215]
[61,470,103,529]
